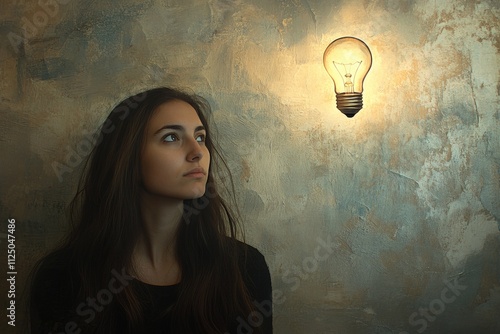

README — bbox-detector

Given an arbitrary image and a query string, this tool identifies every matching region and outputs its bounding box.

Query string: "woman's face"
[140,99,210,200]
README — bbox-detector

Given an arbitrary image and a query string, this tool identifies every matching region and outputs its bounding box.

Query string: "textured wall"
[1,0,499,333]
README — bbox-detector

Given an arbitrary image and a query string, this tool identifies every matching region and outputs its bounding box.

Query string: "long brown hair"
[30,87,255,333]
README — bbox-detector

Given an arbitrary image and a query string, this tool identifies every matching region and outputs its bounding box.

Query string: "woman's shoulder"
[30,248,78,307]
[231,239,274,332]
[231,239,272,300]
[234,240,267,269]
[30,248,82,332]
[32,248,74,282]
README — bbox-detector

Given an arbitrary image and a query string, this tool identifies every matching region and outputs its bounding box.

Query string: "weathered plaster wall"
[1,0,499,333]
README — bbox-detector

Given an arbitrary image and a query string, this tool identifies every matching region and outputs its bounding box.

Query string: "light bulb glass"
[323,37,372,117]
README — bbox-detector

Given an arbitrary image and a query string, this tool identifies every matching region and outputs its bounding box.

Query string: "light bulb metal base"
[336,92,363,118]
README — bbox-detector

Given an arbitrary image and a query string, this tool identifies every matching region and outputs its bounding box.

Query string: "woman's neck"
[132,191,184,285]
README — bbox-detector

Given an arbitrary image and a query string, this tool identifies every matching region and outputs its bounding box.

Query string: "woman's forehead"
[148,100,203,130]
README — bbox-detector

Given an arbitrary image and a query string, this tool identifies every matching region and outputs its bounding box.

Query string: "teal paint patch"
[28,57,76,80]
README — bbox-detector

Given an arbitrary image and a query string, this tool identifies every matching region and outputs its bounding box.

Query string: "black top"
[30,241,273,334]
[133,243,272,333]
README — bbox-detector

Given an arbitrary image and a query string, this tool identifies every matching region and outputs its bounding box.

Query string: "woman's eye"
[196,134,206,142]
[163,134,178,142]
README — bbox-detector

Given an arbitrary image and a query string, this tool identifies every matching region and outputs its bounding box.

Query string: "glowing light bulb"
[323,37,372,118]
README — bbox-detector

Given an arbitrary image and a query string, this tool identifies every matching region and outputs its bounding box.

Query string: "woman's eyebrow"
[154,124,205,135]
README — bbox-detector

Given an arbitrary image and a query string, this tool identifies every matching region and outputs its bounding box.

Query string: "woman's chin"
[182,185,207,200]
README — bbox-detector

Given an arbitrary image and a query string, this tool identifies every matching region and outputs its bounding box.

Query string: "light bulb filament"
[333,61,362,93]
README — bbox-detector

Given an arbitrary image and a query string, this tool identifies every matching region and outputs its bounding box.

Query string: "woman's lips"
[183,167,206,178]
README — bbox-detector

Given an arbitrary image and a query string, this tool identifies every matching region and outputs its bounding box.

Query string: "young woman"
[29,87,273,333]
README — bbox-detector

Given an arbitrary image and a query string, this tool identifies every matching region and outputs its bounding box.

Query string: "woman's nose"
[186,139,203,161]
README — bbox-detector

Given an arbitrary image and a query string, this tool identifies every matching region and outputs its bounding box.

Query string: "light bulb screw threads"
[336,92,363,118]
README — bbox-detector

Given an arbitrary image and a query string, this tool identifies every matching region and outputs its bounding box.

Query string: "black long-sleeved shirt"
[30,241,273,333]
